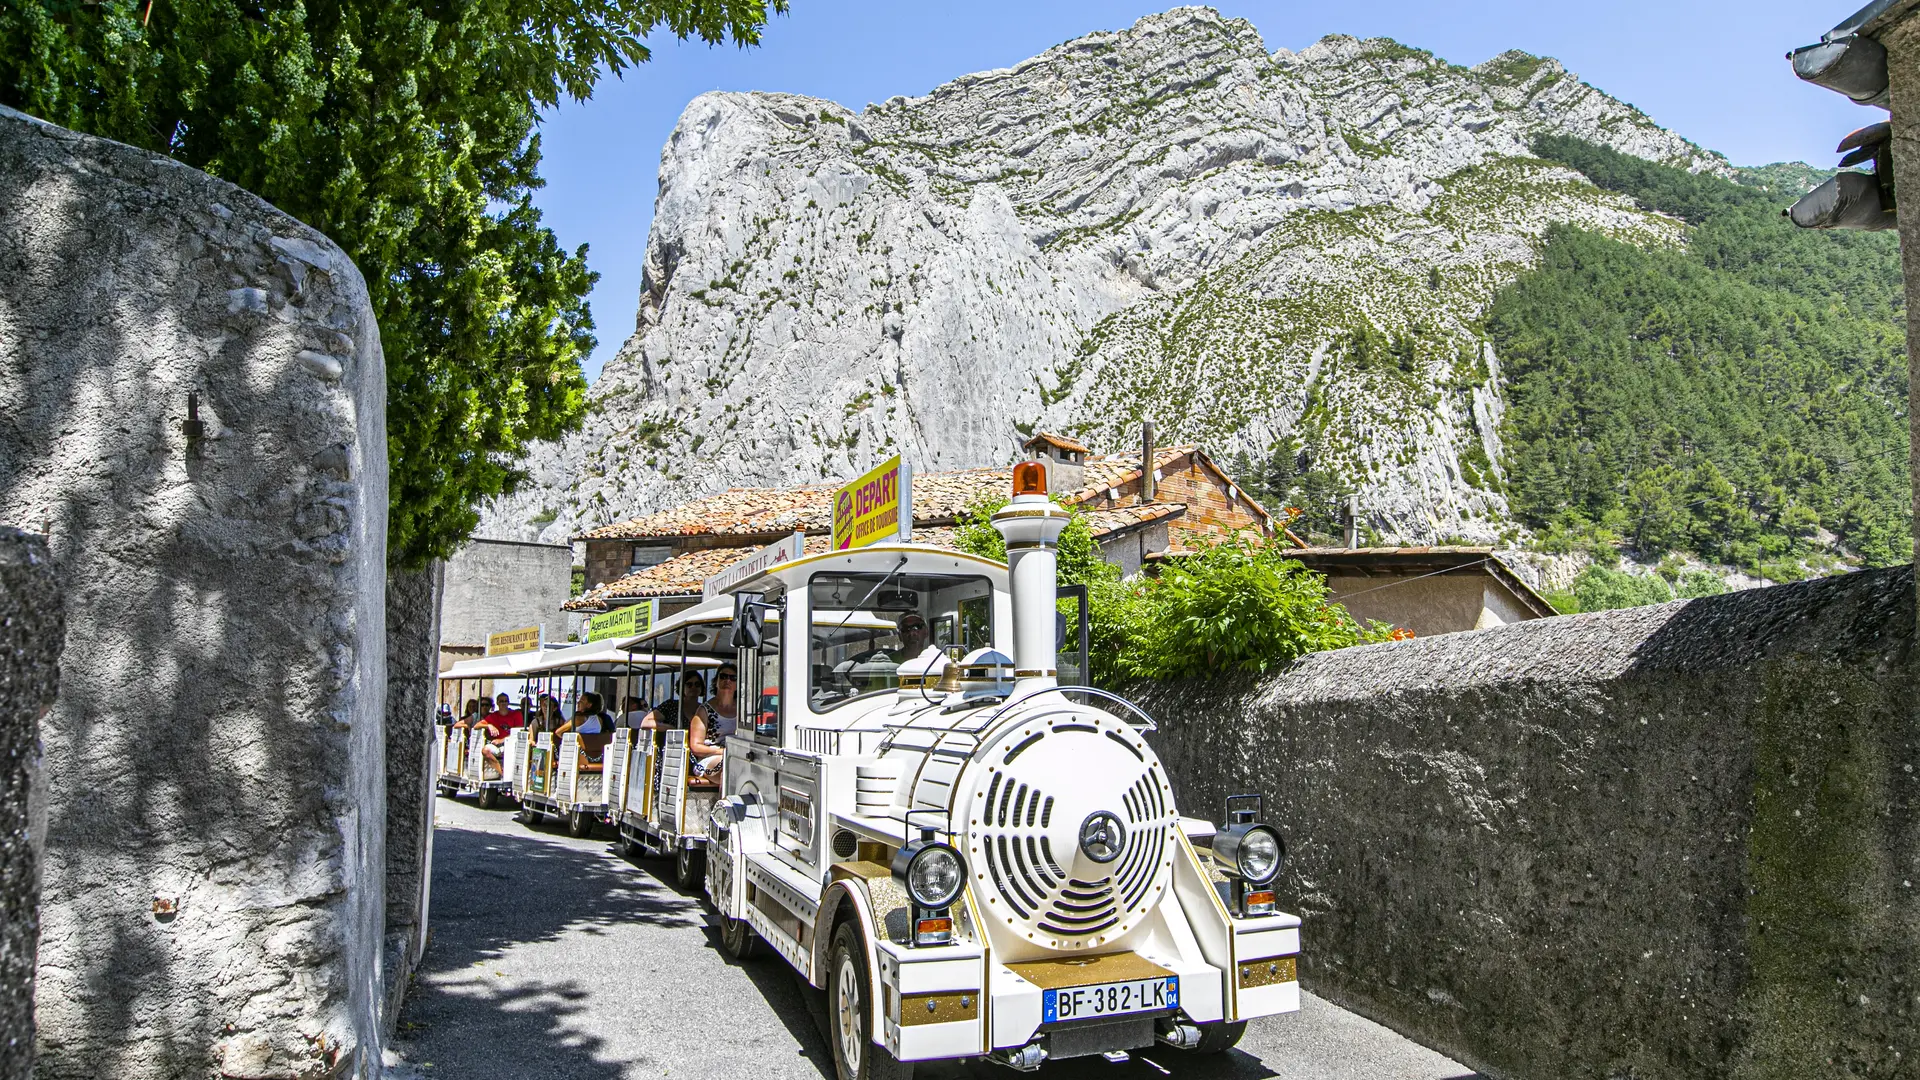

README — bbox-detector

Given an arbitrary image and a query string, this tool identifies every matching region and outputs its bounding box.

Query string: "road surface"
[388,796,1479,1080]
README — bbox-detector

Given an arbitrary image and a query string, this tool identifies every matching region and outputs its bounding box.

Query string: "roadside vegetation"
[954,499,1397,682]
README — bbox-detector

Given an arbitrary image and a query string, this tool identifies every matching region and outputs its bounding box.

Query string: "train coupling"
[987,1042,1047,1072]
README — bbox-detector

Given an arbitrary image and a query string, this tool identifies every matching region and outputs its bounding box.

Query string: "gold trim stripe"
[899,991,979,1027]
[1007,952,1171,990]
[1013,669,1057,678]
[1237,955,1297,989]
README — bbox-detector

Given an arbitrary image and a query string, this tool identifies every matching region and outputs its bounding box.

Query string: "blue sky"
[533,0,1879,381]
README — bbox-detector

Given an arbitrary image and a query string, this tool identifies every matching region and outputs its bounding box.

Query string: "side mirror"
[730,591,767,649]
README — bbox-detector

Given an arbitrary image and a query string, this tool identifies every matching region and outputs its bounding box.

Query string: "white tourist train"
[695,462,1300,1078]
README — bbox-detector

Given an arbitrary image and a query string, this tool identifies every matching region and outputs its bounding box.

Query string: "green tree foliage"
[1227,435,1347,543]
[1546,563,1730,615]
[954,501,1389,681]
[1116,537,1390,678]
[1,0,784,566]
[1490,137,1909,575]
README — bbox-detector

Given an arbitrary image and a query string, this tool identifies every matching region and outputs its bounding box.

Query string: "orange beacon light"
[1012,460,1046,497]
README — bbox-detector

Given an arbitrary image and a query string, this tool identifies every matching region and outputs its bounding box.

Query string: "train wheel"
[1188,1020,1247,1055]
[617,833,641,858]
[673,845,704,890]
[829,921,914,1080]
[476,787,500,811]
[718,911,759,960]
[566,810,595,838]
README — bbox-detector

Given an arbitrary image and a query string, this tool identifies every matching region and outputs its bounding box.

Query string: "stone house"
[567,430,1277,613]
[1281,546,1558,636]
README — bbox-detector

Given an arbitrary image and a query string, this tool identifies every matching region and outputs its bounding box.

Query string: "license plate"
[1043,976,1178,1023]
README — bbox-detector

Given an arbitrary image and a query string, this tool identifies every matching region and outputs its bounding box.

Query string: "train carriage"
[513,639,714,838]
[434,650,540,808]
[697,463,1302,1079]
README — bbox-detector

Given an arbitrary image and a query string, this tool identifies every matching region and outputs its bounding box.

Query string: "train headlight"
[1215,795,1286,918]
[893,829,966,946]
[894,839,965,909]
[1216,823,1283,885]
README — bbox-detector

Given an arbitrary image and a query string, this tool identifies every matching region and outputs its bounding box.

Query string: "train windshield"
[808,572,994,710]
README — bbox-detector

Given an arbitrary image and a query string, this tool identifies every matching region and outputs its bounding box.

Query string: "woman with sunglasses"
[688,664,738,781]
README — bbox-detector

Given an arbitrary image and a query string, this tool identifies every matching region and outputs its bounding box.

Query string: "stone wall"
[1881,14,1920,592]
[384,562,442,1027]
[0,529,63,1079]
[0,107,389,1079]
[1140,566,1917,1080]
[440,538,573,648]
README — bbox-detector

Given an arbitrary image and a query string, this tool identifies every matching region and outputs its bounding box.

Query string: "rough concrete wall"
[1884,17,1920,596]
[0,529,63,1079]
[439,539,571,647]
[0,107,389,1079]
[384,562,442,1026]
[1139,566,1917,1080]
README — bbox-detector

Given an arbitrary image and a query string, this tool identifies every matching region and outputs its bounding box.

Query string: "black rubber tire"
[828,920,914,1080]
[514,805,539,826]
[718,911,758,960]
[1191,1019,1247,1055]
[476,786,500,810]
[674,845,705,890]
[566,809,596,838]
[617,833,641,858]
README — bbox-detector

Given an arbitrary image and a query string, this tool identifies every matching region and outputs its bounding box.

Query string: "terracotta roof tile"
[1080,503,1186,536]
[1023,431,1091,455]
[575,449,1266,544]
[566,529,969,610]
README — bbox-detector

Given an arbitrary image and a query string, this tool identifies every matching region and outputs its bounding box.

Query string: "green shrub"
[954,507,1385,681]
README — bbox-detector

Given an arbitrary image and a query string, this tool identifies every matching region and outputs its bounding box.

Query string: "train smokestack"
[991,461,1071,690]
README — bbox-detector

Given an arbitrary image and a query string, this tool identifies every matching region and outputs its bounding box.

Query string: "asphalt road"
[389,796,1479,1080]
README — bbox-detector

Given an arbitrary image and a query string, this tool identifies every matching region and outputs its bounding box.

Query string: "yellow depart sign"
[832,455,913,551]
[587,602,653,643]
[486,625,541,656]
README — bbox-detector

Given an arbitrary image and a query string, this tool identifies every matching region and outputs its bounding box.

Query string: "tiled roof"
[566,528,968,610]
[575,485,838,541]
[575,469,1013,543]
[1080,503,1185,536]
[575,449,1270,544]
[1071,446,1197,497]
[1023,431,1091,455]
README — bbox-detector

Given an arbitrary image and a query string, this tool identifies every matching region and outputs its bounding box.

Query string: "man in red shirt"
[480,692,524,774]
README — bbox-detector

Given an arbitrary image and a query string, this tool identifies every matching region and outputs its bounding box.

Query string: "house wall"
[1140,565,1918,1080]
[1322,572,1491,636]
[582,538,632,592]
[1097,521,1171,577]
[1478,580,1543,629]
[0,108,389,1078]
[441,538,574,646]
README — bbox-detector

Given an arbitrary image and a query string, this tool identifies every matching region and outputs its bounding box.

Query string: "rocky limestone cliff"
[485,7,1730,544]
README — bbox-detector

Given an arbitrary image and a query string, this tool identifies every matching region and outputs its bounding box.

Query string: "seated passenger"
[452,699,482,732]
[479,693,525,771]
[556,691,615,766]
[618,695,649,729]
[689,664,739,780]
[641,672,706,731]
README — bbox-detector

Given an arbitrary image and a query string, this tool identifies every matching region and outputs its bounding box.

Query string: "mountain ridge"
[482,7,1781,548]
